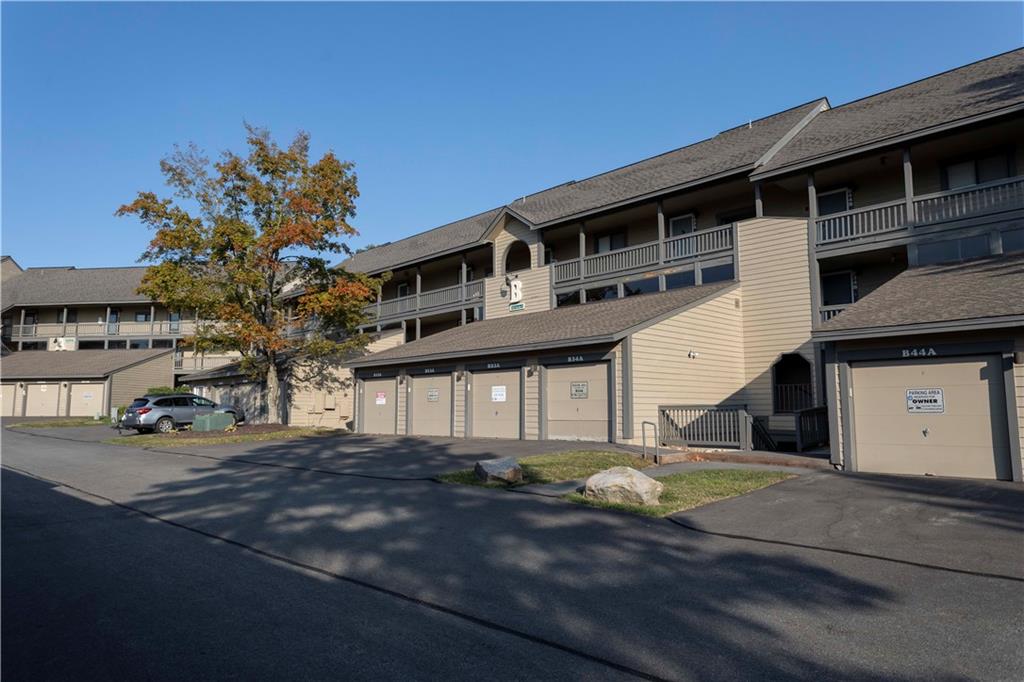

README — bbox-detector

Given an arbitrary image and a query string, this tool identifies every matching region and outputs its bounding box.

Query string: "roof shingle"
[0,349,172,379]
[2,266,151,310]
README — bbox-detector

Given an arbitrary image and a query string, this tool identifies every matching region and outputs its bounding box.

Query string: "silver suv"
[122,393,246,433]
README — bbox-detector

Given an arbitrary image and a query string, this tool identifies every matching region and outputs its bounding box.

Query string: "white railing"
[553,224,734,284]
[914,176,1024,226]
[10,320,198,339]
[174,353,239,371]
[419,282,464,310]
[365,280,487,321]
[465,279,485,301]
[659,405,752,450]
[819,305,846,323]
[815,199,907,245]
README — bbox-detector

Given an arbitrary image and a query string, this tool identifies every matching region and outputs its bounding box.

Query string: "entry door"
[546,363,610,441]
[851,355,1011,480]
[68,383,106,417]
[471,369,521,439]
[25,383,60,416]
[361,378,397,435]
[410,375,452,437]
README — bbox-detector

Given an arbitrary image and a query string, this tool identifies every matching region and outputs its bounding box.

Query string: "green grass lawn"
[437,450,654,487]
[8,417,111,428]
[106,426,335,447]
[567,469,795,517]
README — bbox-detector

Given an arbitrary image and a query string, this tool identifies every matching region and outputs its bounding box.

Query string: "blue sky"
[3,2,1021,268]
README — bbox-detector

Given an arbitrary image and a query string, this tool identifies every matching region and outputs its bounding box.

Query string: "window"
[151,339,174,348]
[664,270,696,291]
[821,272,856,306]
[192,397,215,407]
[594,232,626,254]
[556,290,581,307]
[20,341,46,350]
[917,235,989,266]
[943,152,1012,190]
[131,398,150,408]
[78,340,104,350]
[623,276,660,297]
[817,188,851,216]
[701,262,735,284]
[396,282,410,298]
[154,398,174,407]
[1002,228,1024,254]
[57,309,78,324]
[107,340,127,349]
[668,214,696,237]
[717,207,756,225]
[23,310,38,325]
[172,397,192,407]
[135,311,151,322]
[168,311,181,333]
[129,339,149,349]
[585,285,618,302]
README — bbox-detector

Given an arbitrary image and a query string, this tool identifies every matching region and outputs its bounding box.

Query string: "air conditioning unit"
[48,337,77,351]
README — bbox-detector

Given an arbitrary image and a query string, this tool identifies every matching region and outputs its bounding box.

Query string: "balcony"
[10,320,198,339]
[819,305,847,324]
[364,280,485,323]
[174,352,239,372]
[552,224,734,285]
[815,176,1024,248]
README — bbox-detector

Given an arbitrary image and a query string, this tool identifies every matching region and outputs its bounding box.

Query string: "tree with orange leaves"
[117,125,382,424]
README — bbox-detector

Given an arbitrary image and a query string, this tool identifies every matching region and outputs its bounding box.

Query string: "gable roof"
[814,252,1024,340]
[0,348,173,379]
[508,99,827,226]
[342,208,503,275]
[2,266,151,311]
[349,281,737,367]
[754,48,1024,179]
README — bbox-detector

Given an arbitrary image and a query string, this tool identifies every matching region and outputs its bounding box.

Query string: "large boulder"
[583,466,664,506]
[474,457,523,484]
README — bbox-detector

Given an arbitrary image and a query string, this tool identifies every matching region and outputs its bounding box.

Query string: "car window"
[131,398,149,407]
[172,397,192,407]
[192,397,215,407]
[153,398,173,407]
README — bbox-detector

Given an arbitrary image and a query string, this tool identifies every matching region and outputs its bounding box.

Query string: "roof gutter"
[812,314,1024,342]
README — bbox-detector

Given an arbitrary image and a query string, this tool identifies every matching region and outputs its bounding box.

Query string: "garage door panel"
[68,383,105,417]
[852,356,1011,480]
[410,375,452,437]
[471,370,520,439]
[25,384,61,417]
[361,378,397,435]
[546,364,609,442]
[1,384,16,416]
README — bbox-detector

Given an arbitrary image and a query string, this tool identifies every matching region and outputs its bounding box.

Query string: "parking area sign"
[906,388,943,413]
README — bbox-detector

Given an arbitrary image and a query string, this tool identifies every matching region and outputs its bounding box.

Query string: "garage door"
[546,363,609,441]
[852,355,1011,480]
[410,374,452,437]
[25,383,61,417]
[68,382,106,417]
[361,378,397,435]
[471,369,520,439]
[1,384,18,417]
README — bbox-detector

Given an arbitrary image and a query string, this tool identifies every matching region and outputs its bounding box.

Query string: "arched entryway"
[503,241,532,275]
[771,353,813,413]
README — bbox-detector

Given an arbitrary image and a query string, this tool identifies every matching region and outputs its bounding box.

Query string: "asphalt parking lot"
[4,424,1023,681]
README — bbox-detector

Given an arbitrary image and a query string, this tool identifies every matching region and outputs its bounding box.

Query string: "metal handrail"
[641,421,660,462]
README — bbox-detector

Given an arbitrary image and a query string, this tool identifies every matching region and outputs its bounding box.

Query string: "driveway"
[3,426,1023,681]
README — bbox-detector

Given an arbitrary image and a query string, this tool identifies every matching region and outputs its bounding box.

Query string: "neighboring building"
[0,264,238,381]
[345,48,1024,481]
[1,349,174,418]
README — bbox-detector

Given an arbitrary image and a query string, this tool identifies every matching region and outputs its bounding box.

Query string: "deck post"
[460,256,467,301]
[903,147,916,227]
[415,267,422,312]
[806,174,822,328]
[415,317,421,340]
[578,223,586,280]
[656,201,666,263]
[62,306,68,336]
[754,182,764,217]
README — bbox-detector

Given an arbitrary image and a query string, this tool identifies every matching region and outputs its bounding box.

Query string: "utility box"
[193,413,236,432]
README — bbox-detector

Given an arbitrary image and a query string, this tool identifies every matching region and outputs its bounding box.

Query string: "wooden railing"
[365,280,486,322]
[10,320,198,339]
[794,406,829,452]
[819,305,846,323]
[174,353,239,371]
[659,405,752,450]
[815,199,907,245]
[773,383,815,414]
[914,176,1024,226]
[553,224,735,284]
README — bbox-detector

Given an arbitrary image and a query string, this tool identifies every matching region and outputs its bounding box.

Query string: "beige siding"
[626,288,746,446]
[492,217,543,276]
[736,217,814,418]
[828,361,844,466]
[453,369,466,438]
[523,362,539,440]
[396,371,407,435]
[109,352,176,409]
[484,265,552,320]
[614,343,625,440]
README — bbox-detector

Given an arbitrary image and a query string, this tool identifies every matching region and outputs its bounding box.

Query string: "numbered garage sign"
[375,392,387,405]
[491,385,507,402]
[426,388,440,402]
[906,388,944,413]
[570,381,589,399]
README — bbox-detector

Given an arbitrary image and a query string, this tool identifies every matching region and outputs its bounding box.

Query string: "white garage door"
[361,378,397,435]
[471,369,520,439]
[410,374,452,437]
[68,382,106,417]
[546,363,610,441]
[1,384,18,417]
[852,355,1012,480]
[25,383,61,417]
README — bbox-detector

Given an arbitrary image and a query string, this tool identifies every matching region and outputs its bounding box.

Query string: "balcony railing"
[365,280,485,322]
[819,305,847,323]
[773,383,815,414]
[815,176,1024,247]
[174,353,239,371]
[10,320,198,339]
[553,224,734,285]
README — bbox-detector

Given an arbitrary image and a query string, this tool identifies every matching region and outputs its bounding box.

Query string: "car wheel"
[155,417,175,434]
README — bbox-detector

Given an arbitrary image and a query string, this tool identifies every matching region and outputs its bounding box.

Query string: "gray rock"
[474,457,523,484]
[583,466,664,506]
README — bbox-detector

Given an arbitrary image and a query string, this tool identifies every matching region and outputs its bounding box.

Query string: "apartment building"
[343,49,1024,481]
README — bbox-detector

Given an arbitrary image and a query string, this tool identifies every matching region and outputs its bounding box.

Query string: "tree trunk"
[265,361,282,425]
